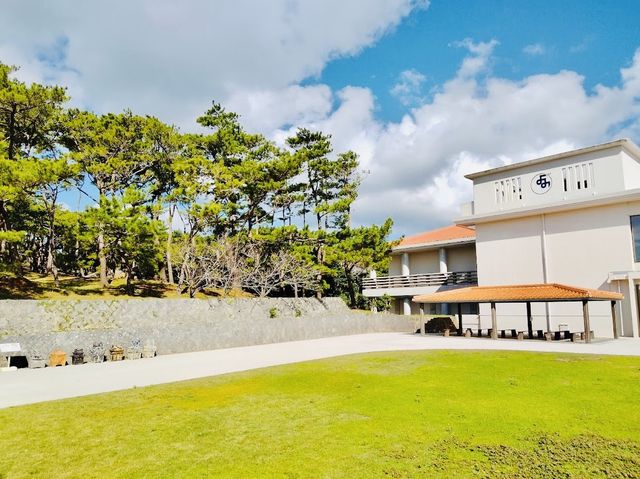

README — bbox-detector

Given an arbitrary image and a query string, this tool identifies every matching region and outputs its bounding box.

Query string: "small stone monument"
[142,339,157,359]
[49,349,67,367]
[0,343,21,372]
[28,352,46,369]
[72,349,85,365]
[89,342,105,363]
[126,339,142,360]
[109,345,124,361]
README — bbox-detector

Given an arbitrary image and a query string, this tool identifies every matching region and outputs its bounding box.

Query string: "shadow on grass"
[0,276,47,299]
[0,273,245,300]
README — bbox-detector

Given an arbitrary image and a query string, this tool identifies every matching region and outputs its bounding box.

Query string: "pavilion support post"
[457,303,463,336]
[490,302,497,339]
[582,300,591,344]
[526,301,533,339]
[611,300,619,339]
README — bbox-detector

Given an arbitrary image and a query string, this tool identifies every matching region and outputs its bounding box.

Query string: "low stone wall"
[0,297,413,358]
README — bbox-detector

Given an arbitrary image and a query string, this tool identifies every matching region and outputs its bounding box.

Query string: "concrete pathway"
[1,333,639,409]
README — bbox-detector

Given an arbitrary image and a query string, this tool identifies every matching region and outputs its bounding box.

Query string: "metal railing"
[362,271,478,290]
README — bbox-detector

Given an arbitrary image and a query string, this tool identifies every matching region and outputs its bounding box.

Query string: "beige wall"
[390,244,477,277]
[475,201,640,337]
[476,216,545,285]
[408,250,439,274]
[389,256,402,276]
[448,244,477,271]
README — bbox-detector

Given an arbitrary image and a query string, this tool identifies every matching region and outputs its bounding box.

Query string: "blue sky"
[319,0,640,123]
[2,0,640,235]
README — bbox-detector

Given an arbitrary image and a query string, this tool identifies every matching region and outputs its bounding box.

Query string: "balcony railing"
[362,271,478,290]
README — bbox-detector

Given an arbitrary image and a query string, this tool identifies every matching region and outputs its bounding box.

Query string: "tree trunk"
[345,267,356,308]
[45,196,60,287]
[46,236,60,288]
[96,184,109,287]
[7,104,16,160]
[0,201,9,255]
[166,204,175,284]
[125,270,134,295]
[98,229,108,287]
[315,245,323,299]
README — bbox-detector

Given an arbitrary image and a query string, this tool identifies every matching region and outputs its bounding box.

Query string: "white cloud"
[226,84,333,133]
[390,69,426,105]
[523,43,545,56]
[264,42,640,236]
[0,0,427,128]
[452,38,499,78]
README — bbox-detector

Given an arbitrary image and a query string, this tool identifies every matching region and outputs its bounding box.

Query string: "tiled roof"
[413,283,623,303]
[397,225,475,248]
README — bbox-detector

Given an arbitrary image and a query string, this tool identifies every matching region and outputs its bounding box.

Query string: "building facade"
[457,138,640,338]
[366,138,640,339]
[362,225,478,318]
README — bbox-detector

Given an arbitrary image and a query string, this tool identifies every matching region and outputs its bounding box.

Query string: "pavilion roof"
[394,224,475,251]
[413,283,623,304]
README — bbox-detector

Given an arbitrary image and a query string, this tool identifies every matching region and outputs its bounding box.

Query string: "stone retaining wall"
[0,297,413,358]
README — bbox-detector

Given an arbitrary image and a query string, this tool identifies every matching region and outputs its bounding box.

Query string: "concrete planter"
[142,346,156,359]
[89,343,105,363]
[109,346,124,361]
[28,355,46,368]
[72,349,85,365]
[142,339,156,359]
[126,350,142,360]
[49,350,66,367]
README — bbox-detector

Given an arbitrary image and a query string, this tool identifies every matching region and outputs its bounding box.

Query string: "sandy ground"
[1,332,639,409]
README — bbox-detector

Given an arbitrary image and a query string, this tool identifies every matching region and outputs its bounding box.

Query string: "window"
[631,216,640,262]
[562,162,595,192]
[494,176,522,204]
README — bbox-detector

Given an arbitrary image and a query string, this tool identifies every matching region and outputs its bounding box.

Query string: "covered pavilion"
[413,283,623,343]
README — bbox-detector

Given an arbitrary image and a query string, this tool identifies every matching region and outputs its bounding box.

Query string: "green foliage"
[0,60,396,303]
[269,307,278,318]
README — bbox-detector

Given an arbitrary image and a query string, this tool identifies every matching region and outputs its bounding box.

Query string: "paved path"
[1,333,639,409]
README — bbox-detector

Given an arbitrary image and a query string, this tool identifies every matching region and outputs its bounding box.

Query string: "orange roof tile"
[413,283,623,303]
[397,225,475,248]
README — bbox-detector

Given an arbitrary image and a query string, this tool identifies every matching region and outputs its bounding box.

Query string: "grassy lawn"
[0,273,251,300]
[1,351,639,478]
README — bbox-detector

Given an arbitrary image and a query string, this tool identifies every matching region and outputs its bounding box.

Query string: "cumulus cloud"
[0,0,426,127]
[390,69,426,105]
[452,38,499,78]
[523,43,545,56]
[226,84,333,133]
[265,41,640,236]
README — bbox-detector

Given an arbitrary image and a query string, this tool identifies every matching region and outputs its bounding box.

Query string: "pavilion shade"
[413,283,623,304]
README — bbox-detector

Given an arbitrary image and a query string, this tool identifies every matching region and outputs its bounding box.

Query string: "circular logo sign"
[531,173,552,194]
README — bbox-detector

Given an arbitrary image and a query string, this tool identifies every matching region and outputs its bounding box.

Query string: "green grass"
[1,351,640,478]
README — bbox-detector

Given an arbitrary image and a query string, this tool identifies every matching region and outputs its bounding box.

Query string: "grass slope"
[0,273,251,300]
[1,351,639,478]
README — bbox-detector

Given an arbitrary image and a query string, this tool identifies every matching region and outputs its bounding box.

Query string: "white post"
[439,248,449,315]
[401,253,410,276]
[403,297,412,316]
[438,248,448,273]
[628,277,639,338]
[540,215,551,332]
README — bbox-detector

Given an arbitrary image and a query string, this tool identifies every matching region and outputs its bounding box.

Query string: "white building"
[365,138,640,338]
[362,224,478,318]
